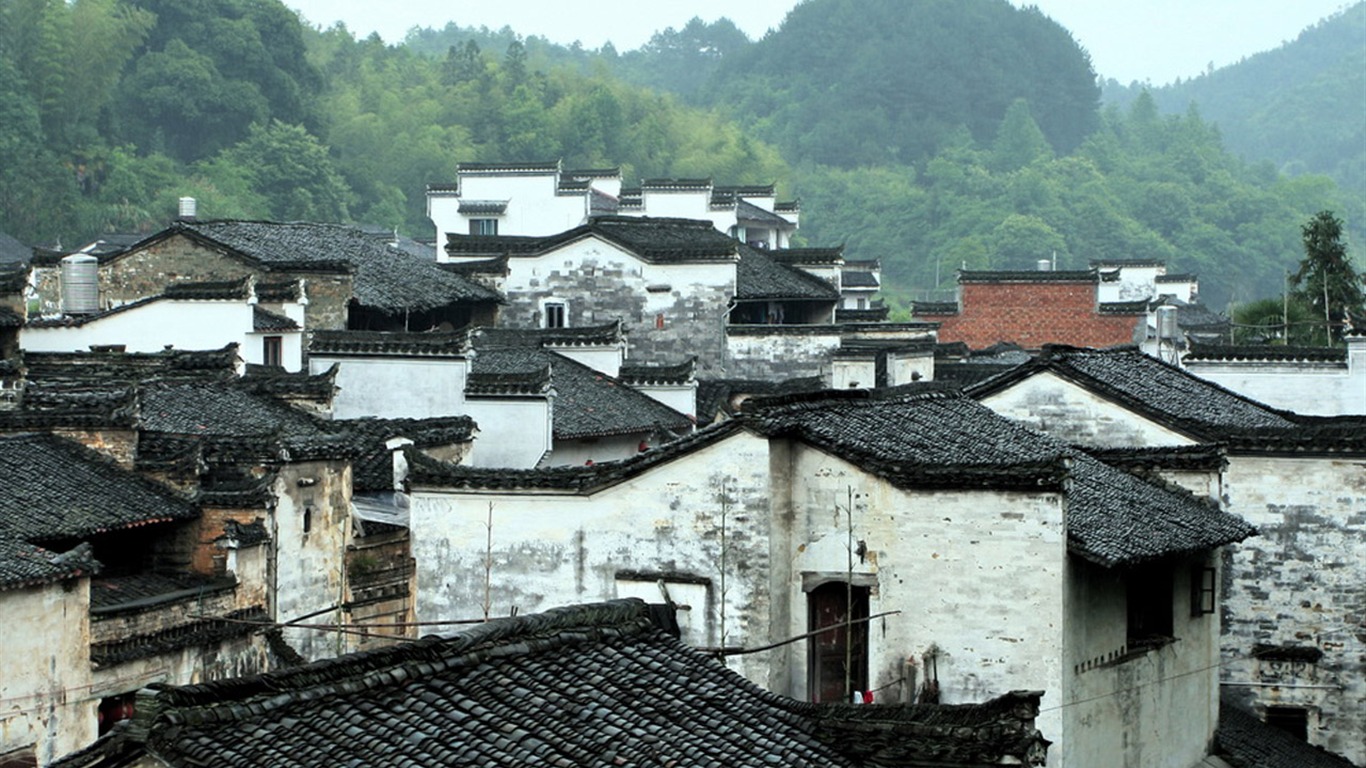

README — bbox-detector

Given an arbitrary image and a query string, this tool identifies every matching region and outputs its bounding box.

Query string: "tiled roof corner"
[619,357,696,386]
[736,244,840,300]
[309,329,473,357]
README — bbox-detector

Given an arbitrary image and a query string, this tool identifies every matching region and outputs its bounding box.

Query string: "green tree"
[990,98,1052,172]
[216,121,351,222]
[1291,210,1363,341]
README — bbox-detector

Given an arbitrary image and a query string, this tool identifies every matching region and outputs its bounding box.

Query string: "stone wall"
[345,528,416,651]
[1221,454,1366,765]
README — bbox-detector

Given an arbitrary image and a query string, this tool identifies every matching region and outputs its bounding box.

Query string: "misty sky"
[288,0,1357,86]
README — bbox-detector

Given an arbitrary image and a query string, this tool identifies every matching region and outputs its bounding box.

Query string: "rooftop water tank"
[60,254,100,315]
[1156,305,1179,340]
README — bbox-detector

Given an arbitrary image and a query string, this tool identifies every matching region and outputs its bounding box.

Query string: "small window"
[655,312,665,329]
[302,505,313,534]
[262,336,283,368]
[1190,565,1216,616]
[857,297,868,310]
[469,218,498,235]
[1127,564,1173,646]
[543,301,567,329]
[1265,707,1309,740]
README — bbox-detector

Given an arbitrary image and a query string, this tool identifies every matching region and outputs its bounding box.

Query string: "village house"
[0,344,479,763]
[51,600,1050,768]
[426,161,800,249]
[405,387,1254,767]
[1181,331,1366,416]
[967,345,1366,765]
[306,321,696,468]
[27,218,502,337]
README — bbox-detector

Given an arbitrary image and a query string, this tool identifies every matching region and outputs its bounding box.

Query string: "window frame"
[542,300,568,329]
[468,218,499,236]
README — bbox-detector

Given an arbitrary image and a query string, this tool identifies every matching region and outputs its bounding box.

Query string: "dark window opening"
[1265,707,1309,741]
[1127,564,1173,647]
[262,336,283,368]
[469,218,498,235]
[1190,565,1216,616]
[302,505,313,534]
[544,302,566,329]
[98,692,136,735]
[807,581,869,703]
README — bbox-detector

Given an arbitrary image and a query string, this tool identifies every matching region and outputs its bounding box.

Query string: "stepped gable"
[743,389,1253,566]
[61,599,1048,767]
[471,344,693,441]
[1215,699,1356,768]
[408,420,745,493]
[736,243,841,300]
[967,345,1299,439]
[0,433,196,545]
[177,220,502,312]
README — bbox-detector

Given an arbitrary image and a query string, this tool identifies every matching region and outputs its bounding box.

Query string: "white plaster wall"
[0,580,95,766]
[831,358,876,389]
[1222,455,1366,764]
[271,461,353,662]
[889,352,934,385]
[244,330,303,372]
[464,398,552,468]
[632,383,696,419]
[549,434,653,467]
[980,373,1197,447]
[21,300,262,360]
[1184,361,1363,416]
[430,173,589,242]
[506,238,736,307]
[548,344,623,378]
[409,430,777,684]
[1097,265,1162,303]
[771,445,1069,757]
[1062,556,1222,768]
[724,330,841,379]
[310,356,468,420]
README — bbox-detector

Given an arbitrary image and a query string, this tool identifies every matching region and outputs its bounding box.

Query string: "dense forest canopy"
[0,0,1358,314]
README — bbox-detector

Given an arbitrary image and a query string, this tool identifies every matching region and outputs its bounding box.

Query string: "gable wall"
[21,301,253,358]
[1184,359,1364,416]
[409,430,777,685]
[770,443,1068,755]
[310,355,469,420]
[979,372,1197,448]
[271,459,353,661]
[431,173,587,240]
[499,239,737,373]
[1221,455,1366,765]
[925,282,1141,350]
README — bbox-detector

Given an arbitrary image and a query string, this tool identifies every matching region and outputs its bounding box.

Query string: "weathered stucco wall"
[1221,455,1366,765]
[1062,555,1222,768]
[0,580,94,766]
[271,460,352,661]
[311,356,470,420]
[464,398,551,468]
[980,373,1197,447]
[769,443,1069,759]
[497,239,737,373]
[1184,359,1364,416]
[409,430,777,684]
[724,327,840,380]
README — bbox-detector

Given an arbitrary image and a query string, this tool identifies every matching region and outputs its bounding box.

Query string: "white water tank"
[1156,306,1179,340]
[1036,259,1051,271]
[178,196,197,220]
[61,254,100,315]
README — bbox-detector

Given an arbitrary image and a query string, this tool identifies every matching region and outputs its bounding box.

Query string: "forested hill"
[1102,2,1365,200]
[0,0,1358,312]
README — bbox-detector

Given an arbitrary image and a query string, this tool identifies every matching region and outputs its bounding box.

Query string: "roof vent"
[177,196,197,221]
[60,254,100,315]
[1036,259,1052,271]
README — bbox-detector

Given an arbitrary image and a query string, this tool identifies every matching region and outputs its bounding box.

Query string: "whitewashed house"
[1181,331,1366,416]
[406,388,1253,767]
[21,276,305,372]
[968,345,1366,765]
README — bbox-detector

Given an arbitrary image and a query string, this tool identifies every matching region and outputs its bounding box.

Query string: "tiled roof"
[163,276,253,301]
[457,160,559,174]
[252,306,298,332]
[309,329,472,357]
[1155,273,1197,283]
[409,420,744,492]
[841,270,880,288]
[835,306,890,323]
[1098,300,1148,315]
[0,433,197,544]
[456,199,508,214]
[254,279,302,303]
[1184,343,1346,363]
[1222,414,1366,456]
[913,300,958,315]
[736,244,840,301]
[959,270,1098,283]
[0,539,98,591]
[0,229,29,265]
[695,376,825,422]
[437,254,508,277]
[139,381,326,438]
[176,221,501,312]
[1078,444,1226,473]
[64,600,1048,767]
[472,346,692,440]
[326,416,476,492]
[474,320,624,349]
[90,572,235,612]
[239,364,336,403]
[967,345,1299,440]
[619,357,696,386]
[445,216,740,264]
[1215,700,1356,768]
[91,606,267,668]
[0,263,29,292]
[0,305,22,327]
[773,247,844,266]
[736,198,793,227]
[744,389,1253,566]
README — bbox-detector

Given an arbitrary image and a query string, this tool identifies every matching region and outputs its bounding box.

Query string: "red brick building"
[914,270,1146,350]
